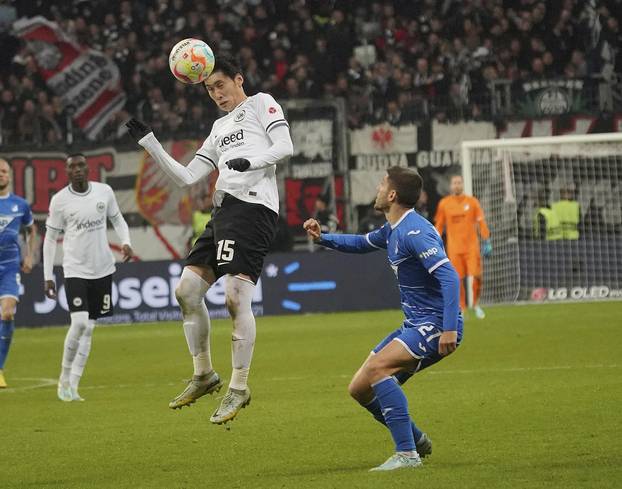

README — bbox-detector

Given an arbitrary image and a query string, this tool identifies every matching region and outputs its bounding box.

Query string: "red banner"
[13,16,126,139]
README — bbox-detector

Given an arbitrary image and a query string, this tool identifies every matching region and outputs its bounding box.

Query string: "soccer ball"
[169,38,215,84]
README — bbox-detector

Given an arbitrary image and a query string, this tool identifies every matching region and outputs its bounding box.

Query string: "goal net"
[461,133,622,304]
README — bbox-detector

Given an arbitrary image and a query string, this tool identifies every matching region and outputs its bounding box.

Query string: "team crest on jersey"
[0,216,13,231]
[96,201,105,213]
[234,110,246,122]
[464,204,470,211]
[11,204,18,212]
[73,297,83,307]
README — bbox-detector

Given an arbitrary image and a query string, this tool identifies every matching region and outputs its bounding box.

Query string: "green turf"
[2,302,622,488]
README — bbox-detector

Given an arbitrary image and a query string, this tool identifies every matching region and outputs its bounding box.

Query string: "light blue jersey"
[365,209,455,325]
[0,193,33,299]
[319,209,462,365]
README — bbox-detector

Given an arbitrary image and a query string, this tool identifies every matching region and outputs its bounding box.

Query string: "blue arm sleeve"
[317,233,380,253]
[431,262,461,332]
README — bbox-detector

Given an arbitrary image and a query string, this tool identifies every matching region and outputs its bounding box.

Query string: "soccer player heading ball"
[304,167,462,471]
[126,56,293,425]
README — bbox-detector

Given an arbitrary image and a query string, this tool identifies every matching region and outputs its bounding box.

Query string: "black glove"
[225,158,251,172]
[125,118,151,141]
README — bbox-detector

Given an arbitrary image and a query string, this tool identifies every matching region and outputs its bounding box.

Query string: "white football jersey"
[46,182,123,279]
[196,92,289,214]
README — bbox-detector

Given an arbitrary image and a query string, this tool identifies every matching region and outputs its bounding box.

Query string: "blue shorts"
[0,263,21,301]
[372,315,464,375]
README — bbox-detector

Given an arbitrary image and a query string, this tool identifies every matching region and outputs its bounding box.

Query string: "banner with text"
[13,16,126,139]
[15,251,399,327]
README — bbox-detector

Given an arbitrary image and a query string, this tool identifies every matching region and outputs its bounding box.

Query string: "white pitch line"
[0,377,57,393]
[1,364,617,394]
[426,364,619,375]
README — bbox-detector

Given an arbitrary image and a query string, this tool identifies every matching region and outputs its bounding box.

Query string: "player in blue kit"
[304,166,462,471]
[0,159,36,388]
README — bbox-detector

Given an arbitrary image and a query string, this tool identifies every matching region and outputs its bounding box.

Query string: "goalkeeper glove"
[225,158,251,172]
[125,118,151,141]
[482,239,492,257]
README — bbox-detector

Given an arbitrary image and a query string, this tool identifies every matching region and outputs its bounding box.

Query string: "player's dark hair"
[386,166,423,208]
[211,55,243,79]
[66,152,86,161]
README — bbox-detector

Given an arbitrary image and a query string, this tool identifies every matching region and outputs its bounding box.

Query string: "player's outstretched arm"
[303,219,385,254]
[126,118,213,187]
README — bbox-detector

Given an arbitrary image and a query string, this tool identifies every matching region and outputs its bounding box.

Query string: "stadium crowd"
[0,0,620,145]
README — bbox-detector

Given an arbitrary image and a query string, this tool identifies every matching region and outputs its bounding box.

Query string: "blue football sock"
[363,396,423,443]
[0,319,15,369]
[371,376,416,452]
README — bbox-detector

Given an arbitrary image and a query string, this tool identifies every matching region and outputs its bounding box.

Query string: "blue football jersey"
[366,209,451,321]
[0,193,34,265]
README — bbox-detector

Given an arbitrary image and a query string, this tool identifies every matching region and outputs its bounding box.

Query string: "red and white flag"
[13,16,126,140]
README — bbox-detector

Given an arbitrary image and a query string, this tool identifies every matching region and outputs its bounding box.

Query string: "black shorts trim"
[185,194,278,283]
[65,275,113,320]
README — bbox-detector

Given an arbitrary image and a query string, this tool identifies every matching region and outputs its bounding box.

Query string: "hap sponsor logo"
[219,129,245,148]
[419,247,438,259]
[268,107,277,114]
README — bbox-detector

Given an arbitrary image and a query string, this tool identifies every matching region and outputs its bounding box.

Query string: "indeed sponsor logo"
[419,247,438,259]
[76,217,105,231]
[219,129,244,148]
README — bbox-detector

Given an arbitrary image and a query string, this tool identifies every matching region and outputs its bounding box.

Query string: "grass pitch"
[2,302,621,488]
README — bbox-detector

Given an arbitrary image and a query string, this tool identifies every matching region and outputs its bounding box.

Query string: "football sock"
[0,319,15,369]
[70,320,94,388]
[176,268,213,376]
[363,396,423,443]
[226,275,256,391]
[60,312,89,384]
[371,377,416,452]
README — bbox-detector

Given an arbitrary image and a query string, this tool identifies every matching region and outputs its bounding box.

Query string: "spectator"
[17,99,41,144]
[1,0,616,144]
[313,195,338,234]
[552,187,580,240]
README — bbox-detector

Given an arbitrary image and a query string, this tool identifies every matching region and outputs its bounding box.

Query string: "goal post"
[461,132,622,304]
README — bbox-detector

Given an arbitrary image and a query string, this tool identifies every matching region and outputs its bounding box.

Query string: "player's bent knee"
[69,312,89,336]
[225,275,253,319]
[347,379,365,401]
[1,311,14,321]
[363,356,392,384]
[175,279,203,314]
